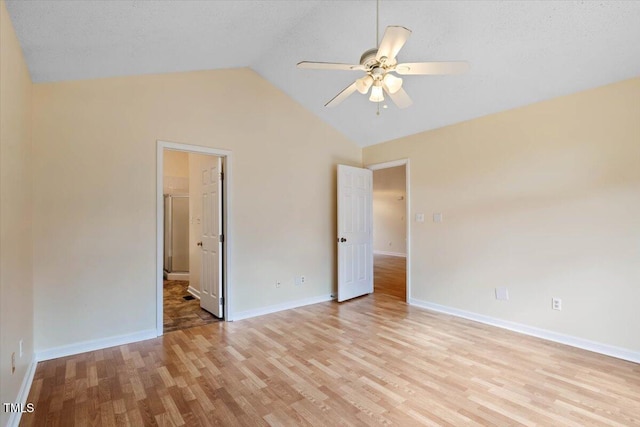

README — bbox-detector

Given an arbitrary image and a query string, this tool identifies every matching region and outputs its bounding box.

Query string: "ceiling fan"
[297,6,469,109]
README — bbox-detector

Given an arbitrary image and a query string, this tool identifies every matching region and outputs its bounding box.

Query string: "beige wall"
[32,68,361,351]
[0,1,34,423]
[364,78,640,352]
[163,149,189,195]
[373,166,406,255]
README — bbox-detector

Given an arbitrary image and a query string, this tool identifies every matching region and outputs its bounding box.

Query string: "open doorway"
[157,141,231,335]
[369,160,410,301]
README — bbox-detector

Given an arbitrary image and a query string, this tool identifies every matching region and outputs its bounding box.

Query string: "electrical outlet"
[275,281,281,288]
[11,352,16,374]
[295,276,305,286]
[495,287,509,301]
[552,298,562,311]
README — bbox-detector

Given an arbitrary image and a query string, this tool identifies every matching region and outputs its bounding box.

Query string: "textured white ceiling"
[6,0,640,147]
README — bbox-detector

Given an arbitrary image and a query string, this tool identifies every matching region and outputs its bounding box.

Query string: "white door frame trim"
[156,140,233,335]
[366,159,411,303]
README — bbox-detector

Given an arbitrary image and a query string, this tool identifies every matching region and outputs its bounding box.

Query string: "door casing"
[366,159,411,302]
[156,140,232,336]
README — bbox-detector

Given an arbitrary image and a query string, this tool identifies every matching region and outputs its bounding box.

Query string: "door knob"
[339,237,347,243]
[197,241,203,247]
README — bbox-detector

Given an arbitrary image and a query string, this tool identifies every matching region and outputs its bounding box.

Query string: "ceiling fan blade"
[383,84,413,109]
[376,26,412,62]
[355,75,374,94]
[297,61,365,71]
[395,61,470,75]
[325,82,358,107]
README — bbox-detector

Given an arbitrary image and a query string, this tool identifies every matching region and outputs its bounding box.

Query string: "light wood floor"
[374,254,406,301]
[21,264,640,426]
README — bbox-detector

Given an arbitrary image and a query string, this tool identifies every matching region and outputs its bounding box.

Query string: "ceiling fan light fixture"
[355,75,374,94]
[296,3,469,109]
[383,73,403,94]
[369,82,384,102]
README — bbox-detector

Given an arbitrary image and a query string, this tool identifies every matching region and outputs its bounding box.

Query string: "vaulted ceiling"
[6,0,640,147]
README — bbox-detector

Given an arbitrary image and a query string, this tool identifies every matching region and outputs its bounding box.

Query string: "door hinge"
[220,172,224,181]
[219,234,224,243]
[220,297,224,306]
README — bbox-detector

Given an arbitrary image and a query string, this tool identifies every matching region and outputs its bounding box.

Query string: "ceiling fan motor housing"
[371,66,385,80]
[359,48,380,70]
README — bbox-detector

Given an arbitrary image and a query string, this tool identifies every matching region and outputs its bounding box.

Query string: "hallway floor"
[163,280,220,332]
[374,254,406,300]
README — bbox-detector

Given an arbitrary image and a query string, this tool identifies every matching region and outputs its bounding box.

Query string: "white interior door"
[337,164,373,302]
[200,156,223,317]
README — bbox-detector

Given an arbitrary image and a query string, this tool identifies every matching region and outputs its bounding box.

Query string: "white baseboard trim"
[409,298,640,364]
[373,250,406,258]
[167,272,189,281]
[232,294,334,321]
[35,329,157,362]
[6,356,37,427]
[187,286,201,299]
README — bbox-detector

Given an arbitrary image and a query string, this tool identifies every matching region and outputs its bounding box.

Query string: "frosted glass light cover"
[383,73,403,94]
[369,84,384,102]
